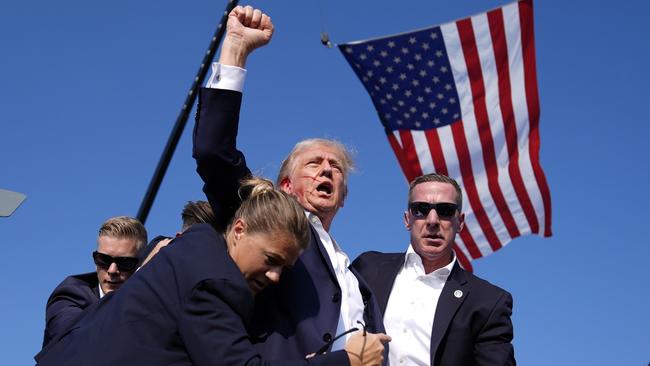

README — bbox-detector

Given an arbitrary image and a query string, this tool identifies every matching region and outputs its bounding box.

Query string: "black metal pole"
[137,0,240,224]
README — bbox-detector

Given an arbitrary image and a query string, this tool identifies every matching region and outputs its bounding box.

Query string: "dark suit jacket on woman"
[193,87,385,362]
[35,224,349,366]
[353,251,516,366]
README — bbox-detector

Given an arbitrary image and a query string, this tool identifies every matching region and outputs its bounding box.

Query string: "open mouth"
[316,182,333,195]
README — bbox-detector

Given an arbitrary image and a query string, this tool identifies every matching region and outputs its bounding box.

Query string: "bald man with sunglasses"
[352,173,516,366]
[42,216,146,347]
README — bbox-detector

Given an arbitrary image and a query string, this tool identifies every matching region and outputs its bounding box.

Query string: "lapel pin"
[453,290,463,298]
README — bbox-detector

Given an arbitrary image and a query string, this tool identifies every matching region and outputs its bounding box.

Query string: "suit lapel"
[309,224,340,286]
[375,254,403,315]
[429,262,469,364]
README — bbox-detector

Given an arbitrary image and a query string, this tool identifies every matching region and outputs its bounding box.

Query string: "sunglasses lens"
[435,203,457,217]
[92,251,139,271]
[115,257,139,272]
[92,252,112,267]
[410,202,432,217]
[409,202,457,218]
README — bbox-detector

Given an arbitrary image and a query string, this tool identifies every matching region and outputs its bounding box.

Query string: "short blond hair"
[98,216,148,253]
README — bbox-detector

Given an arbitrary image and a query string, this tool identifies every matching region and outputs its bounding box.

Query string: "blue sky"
[1,0,649,364]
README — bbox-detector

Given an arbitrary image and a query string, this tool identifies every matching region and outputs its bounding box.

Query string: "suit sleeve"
[192,87,252,232]
[178,279,350,366]
[43,286,94,347]
[474,291,516,366]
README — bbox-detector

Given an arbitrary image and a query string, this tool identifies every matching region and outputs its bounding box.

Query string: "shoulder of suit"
[455,265,511,298]
[58,272,99,289]
[166,223,221,251]
[47,272,99,305]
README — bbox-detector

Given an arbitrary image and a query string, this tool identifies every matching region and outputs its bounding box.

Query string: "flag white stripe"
[472,11,533,238]
[411,131,435,174]
[440,25,494,257]
[503,2,547,234]
[444,19,511,255]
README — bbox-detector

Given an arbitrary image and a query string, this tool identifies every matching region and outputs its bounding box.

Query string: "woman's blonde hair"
[228,177,310,250]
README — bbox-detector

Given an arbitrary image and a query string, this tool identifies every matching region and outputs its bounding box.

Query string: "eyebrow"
[265,251,288,265]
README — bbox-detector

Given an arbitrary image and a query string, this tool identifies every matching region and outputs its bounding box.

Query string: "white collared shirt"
[384,245,456,366]
[307,212,366,351]
[98,283,105,299]
[206,62,246,92]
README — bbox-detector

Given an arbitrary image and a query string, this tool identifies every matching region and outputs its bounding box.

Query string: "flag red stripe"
[487,8,540,234]
[387,132,415,183]
[519,0,552,236]
[450,120,502,251]
[425,129,483,259]
[456,18,520,239]
[398,130,424,182]
[459,224,483,259]
[424,129,449,174]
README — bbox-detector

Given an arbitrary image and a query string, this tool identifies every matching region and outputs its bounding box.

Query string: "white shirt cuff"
[205,62,246,92]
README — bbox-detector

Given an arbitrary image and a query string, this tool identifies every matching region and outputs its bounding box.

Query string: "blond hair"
[276,138,355,198]
[98,216,148,253]
[229,177,310,251]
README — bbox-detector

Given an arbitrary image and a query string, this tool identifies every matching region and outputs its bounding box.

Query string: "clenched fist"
[219,5,274,68]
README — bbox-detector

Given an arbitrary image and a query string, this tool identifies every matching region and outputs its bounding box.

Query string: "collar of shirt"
[403,244,456,282]
[306,212,350,271]
[98,283,105,299]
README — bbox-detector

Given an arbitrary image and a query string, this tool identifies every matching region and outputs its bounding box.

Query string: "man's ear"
[279,177,292,194]
[403,211,411,231]
[457,213,465,232]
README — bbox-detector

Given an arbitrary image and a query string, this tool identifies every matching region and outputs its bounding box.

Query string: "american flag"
[339,0,551,271]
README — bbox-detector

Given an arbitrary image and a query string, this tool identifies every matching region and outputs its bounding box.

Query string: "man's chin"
[102,283,122,293]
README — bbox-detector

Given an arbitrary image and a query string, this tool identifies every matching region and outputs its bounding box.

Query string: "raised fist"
[219,5,274,67]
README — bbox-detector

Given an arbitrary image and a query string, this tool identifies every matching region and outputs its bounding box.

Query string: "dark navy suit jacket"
[35,224,350,366]
[42,272,99,348]
[42,234,168,348]
[353,251,516,366]
[193,87,386,362]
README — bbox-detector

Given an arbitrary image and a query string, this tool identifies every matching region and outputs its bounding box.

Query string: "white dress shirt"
[307,212,365,351]
[206,62,246,92]
[384,245,456,366]
[205,65,366,351]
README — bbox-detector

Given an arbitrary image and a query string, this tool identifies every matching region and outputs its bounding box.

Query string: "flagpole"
[136,0,239,224]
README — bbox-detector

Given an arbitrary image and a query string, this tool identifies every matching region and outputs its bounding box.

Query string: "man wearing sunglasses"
[42,216,147,347]
[352,173,515,366]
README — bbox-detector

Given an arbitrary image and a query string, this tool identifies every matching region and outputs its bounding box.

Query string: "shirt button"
[323,333,333,342]
[332,293,341,303]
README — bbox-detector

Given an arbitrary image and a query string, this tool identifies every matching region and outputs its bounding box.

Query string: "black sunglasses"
[92,251,140,272]
[408,201,458,219]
